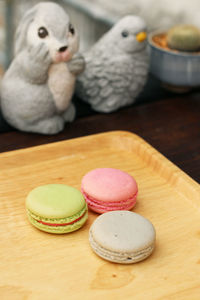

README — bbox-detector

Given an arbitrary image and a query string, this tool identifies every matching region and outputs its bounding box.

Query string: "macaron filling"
[27,204,87,225]
[34,210,87,227]
[27,207,88,234]
[82,190,137,212]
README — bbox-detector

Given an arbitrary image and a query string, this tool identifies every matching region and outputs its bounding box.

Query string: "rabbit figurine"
[1,2,85,134]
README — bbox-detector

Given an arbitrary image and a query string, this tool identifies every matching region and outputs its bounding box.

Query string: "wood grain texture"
[0,131,200,300]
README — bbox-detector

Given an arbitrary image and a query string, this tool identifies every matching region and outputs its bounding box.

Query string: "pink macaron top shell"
[81,168,138,203]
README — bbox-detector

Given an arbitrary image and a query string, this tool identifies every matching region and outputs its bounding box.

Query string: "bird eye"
[121,30,129,38]
[38,27,48,38]
[69,23,75,35]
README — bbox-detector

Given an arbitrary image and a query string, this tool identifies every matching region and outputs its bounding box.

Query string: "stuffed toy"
[1,2,85,134]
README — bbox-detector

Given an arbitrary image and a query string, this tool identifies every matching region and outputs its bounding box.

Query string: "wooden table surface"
[0,94,200,183]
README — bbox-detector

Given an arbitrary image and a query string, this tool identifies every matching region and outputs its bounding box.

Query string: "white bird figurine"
[76,15,149,113]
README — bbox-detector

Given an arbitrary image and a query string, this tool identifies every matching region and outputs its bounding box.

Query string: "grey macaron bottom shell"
[89,230,155,264]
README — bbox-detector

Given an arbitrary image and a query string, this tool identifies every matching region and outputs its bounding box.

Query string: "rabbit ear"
[14,6,37,55]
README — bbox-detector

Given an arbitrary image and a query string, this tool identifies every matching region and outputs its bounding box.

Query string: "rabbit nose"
[58,46,68,52]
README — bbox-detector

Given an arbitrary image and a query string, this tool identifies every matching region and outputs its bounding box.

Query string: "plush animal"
[1,2,85,134]
[76,16,149,113]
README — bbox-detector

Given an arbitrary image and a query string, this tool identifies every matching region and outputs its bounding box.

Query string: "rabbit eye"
[69,23,75,35]
[38,27,48,38]
[121,30,129,38]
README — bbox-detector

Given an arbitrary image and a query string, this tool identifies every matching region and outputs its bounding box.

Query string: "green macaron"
[26,184,88,234]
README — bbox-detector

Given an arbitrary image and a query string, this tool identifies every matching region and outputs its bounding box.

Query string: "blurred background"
[0,0,200,131]
[1,0,200,71]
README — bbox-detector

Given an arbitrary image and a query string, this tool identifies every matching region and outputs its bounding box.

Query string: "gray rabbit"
[1,2,85,134]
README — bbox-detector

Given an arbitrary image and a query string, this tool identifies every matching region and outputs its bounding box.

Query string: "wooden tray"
[0,131,200,300]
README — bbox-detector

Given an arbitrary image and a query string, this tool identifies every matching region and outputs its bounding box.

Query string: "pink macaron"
[81,168,138,213]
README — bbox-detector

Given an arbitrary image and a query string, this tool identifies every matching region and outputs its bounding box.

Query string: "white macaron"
[89,210,156,264]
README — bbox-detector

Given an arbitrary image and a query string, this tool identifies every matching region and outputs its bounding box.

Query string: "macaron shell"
[81,168,138,203]
[26,184,86,219]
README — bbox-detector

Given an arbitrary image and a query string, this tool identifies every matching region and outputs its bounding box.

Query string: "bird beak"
[136,32,147,42]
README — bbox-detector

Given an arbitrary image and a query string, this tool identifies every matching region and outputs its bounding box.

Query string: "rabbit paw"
[28,43,51,66]
[67,53,85,75]
[62,103,76,122]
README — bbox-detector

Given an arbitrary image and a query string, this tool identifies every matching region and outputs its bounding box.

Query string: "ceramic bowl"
[148,31,200,89]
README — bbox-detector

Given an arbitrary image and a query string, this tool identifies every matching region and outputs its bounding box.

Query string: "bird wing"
[76,54,129,100]
[76,53,148,112]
